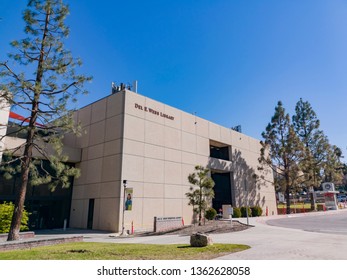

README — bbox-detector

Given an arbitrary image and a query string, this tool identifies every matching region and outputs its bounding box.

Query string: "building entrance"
[87,199,95,229]
[211,172,232,212]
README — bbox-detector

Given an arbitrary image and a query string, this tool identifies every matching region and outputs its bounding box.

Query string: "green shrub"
[205,208,217,220]
[251,206,263,217]
[0,202,30,233]
[240,206,252,217]
[232,207,241,218]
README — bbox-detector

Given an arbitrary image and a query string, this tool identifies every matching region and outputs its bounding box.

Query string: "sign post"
[120,180,128,236]
[244,180,249,226]
[227,207,233,227]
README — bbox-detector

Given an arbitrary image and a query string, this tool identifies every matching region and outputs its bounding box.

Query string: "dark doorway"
[87,199,95,229]
[212,172,232,211]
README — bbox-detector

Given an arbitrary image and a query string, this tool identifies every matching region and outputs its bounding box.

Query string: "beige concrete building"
[65,89,276,232]
[0,89,276,232]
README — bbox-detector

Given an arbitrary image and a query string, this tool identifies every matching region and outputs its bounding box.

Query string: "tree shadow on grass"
[177,245,192,249]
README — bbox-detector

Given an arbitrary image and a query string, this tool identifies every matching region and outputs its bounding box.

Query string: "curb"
[0,236,83,252]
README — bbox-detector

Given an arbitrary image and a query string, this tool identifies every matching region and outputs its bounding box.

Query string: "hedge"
[205,208,217,220]
[0,202,30,233]
[251,206,263,217]
[240,206,252,217]
[232,207,241,218]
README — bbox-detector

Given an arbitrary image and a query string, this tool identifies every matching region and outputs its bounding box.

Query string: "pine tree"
[292,99,331,210]
[292,99,343,188]
[292,98,327,188]
[323,145,344,184]
[186,165,215,226]
[292,98,320,148]
[259,101,304,214]
[342,163,347,189]
[0,0,91,241]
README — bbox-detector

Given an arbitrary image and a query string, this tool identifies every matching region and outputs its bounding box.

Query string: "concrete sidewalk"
[77,211,347,259]
[214,220,347,260]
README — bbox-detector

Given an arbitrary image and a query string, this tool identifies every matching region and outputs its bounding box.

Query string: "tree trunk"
[285,173,291,215]
[198,203,202,226]
[7,158,31,241]
[7,11,49,241]
[198,181,202,226]
[286,188,291,214]
[7,98,37,241]
[310,189,316,211]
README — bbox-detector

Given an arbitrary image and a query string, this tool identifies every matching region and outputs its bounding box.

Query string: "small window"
[209,141,230,161]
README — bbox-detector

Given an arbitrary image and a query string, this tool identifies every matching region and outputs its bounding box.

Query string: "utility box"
[222,205,233,219]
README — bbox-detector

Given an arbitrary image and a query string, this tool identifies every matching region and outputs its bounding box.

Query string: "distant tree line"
[259,99,344,214]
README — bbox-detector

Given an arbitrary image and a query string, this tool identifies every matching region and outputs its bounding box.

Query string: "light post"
[244,180,249,226]
[120,179,127,236]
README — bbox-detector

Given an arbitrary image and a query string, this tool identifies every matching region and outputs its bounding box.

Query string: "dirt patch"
[138,220,251,236]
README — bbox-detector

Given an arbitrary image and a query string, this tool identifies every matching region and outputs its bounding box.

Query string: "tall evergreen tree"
[0,0,91,241]
[342,163,347,190]
[323,145,344,184]
[292,99,343,188]
[186,165,215,226]
[259,101,304,214]
[292,98,320,147]
[292,99,327,187]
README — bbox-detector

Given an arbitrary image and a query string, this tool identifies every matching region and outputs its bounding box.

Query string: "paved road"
[266,210,347,235]
[215,210,347,259]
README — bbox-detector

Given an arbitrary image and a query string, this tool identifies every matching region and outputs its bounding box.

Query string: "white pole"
[120,180,128,236]
[245,180,249,226]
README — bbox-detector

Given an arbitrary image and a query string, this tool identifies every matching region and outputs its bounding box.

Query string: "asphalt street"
[266,209,347,235]
[216,209,347,259]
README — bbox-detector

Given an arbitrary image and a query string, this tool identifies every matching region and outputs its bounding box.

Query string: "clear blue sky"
[1,0,347,160]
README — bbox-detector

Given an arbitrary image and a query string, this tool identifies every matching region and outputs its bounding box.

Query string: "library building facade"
[0,88,276,232]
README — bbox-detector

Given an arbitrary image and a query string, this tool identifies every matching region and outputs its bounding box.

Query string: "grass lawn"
[0,242,250,260]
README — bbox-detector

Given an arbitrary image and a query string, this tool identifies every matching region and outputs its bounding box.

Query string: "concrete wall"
[120,90,276,232]
[69,89,276,232]
[69,92,125,231]
[121,91,208,231]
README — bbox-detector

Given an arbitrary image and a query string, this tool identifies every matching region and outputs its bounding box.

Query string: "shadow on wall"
[190,149,273,223]
[232,150,267,207]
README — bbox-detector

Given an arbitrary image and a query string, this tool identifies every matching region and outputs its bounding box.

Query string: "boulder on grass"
[190,232,213,247]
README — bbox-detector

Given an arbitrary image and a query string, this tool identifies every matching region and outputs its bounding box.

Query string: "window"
[209,141,230,161]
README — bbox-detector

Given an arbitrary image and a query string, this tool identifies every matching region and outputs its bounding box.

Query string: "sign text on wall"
[134,103,175,121]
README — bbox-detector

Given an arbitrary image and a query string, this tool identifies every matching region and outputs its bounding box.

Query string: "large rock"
[190,232,213,247]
